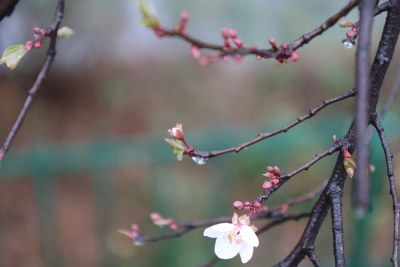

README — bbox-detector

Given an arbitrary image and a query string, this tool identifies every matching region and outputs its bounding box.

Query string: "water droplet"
[191,156,208,165]
[133,236,144,246]
[342,39,354,49]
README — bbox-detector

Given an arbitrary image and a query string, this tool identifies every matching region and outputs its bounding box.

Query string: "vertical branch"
[354,0,375,217]
[0,0,65,160]
[371,115,399,267]
[330,185,346,266]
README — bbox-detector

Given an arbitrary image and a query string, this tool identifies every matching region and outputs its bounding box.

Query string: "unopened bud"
[233,201,244,209]
[262,181,273,190]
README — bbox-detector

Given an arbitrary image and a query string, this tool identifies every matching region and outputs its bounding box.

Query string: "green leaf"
[0,44,28,70]
[137,0,160,28]
[57,26,74,38]
[176,150,183,161]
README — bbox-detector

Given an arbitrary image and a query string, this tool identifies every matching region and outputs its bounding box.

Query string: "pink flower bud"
[233,201,244,209]
[281,43,288,50]
[346,30,356,38]
[25,40,34,50]
[180,11,189,22]
[170,223,179,230]
[333,135,337,143]
[342,148,351,158]
[150,212,163,222]
[131,224,140,232]
[262,181,273,190]
[224,39,231,48]
[33,27,41,34]
[271,178,280,185]
[228,29,237,38]
[34,41,41,49]
[234,54,242,62]
[168,123,184,140]
[233,38,243,48]
[291,52,299,62]
[253,201,261,209]
[221,28,230,38]
[190,45,200,59]
[266,166,274,172]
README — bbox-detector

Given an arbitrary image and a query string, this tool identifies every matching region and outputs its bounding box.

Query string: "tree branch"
[330,185,346,266]
[371,114,400,267]
[192,89,355,159]
[0,0,65,161]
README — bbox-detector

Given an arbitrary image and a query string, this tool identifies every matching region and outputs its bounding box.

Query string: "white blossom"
[203,213,259,263]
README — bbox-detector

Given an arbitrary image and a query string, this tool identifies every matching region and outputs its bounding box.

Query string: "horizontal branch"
[192,89,355,159]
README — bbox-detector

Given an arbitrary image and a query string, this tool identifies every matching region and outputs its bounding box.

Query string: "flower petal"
[214,234,241,259]
[239,243,254,263]
[203,223,233,238]
[240,225,259,247]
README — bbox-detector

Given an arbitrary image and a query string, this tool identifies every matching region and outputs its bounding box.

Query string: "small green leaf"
[0,44,28,70]
[57,26,74,38]
[344,157,356,178]
[176,150,183,161]
[137,0,160,28]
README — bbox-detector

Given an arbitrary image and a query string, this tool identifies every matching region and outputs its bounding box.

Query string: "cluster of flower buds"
[233,200,261,213]
[267,37,299,64]
[339,20,358,49]
[118,224,143,245]
[150,212,179,230]
[262,166,281,190]
[221,28,243,49]
[24,27,47,51]
[176,11,189,34]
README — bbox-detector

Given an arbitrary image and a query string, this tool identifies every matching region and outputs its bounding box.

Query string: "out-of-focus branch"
[353,0,375,218]
[372,114,400,267]
[154,0,359,61]
[0,0,65,161]
[0,0,19,21]
[192,89,355,159]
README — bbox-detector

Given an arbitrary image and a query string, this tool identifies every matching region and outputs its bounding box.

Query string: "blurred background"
[0,0,400,266]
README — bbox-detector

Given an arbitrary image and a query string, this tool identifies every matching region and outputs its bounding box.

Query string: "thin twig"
[158,0,359,61]
[256,212,310,235]
[306,248,322,267]
[0,0,65,161]
[257,144,341,203]
[371,114,399,267]
[192,89,355,159]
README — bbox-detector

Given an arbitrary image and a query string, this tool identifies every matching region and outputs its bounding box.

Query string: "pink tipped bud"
[224,39,231,48]
[233,201,244,209]
[281,43,288,50]
[346,30,356,38]
[150,212,163,222]
[291,52,299,62]
[266,166,274,172]
[131,224,140,232]
[333,135,337,143]
[190,46,200,59]
[369,164,376,173]
[221,28,230,38]
[25,40,34,50]
[262,172,274,179]
[262,181,273,190]
[168,123,184,140]
[228,29,237,38]
[269,37,277,46]
[33,27,41,34]
[253,201,261,209]
[233,38,243,48]
[271,178,280,185]
[170,223,179,230]
[342,148,351,158]
[34,41,41,49]
[339,20,353,28]
[234,54,242,62]
[180,11,189,22]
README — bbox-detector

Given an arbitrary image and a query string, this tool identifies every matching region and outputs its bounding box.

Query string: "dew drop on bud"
[342,39,354,49]
[191,156,208,165]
